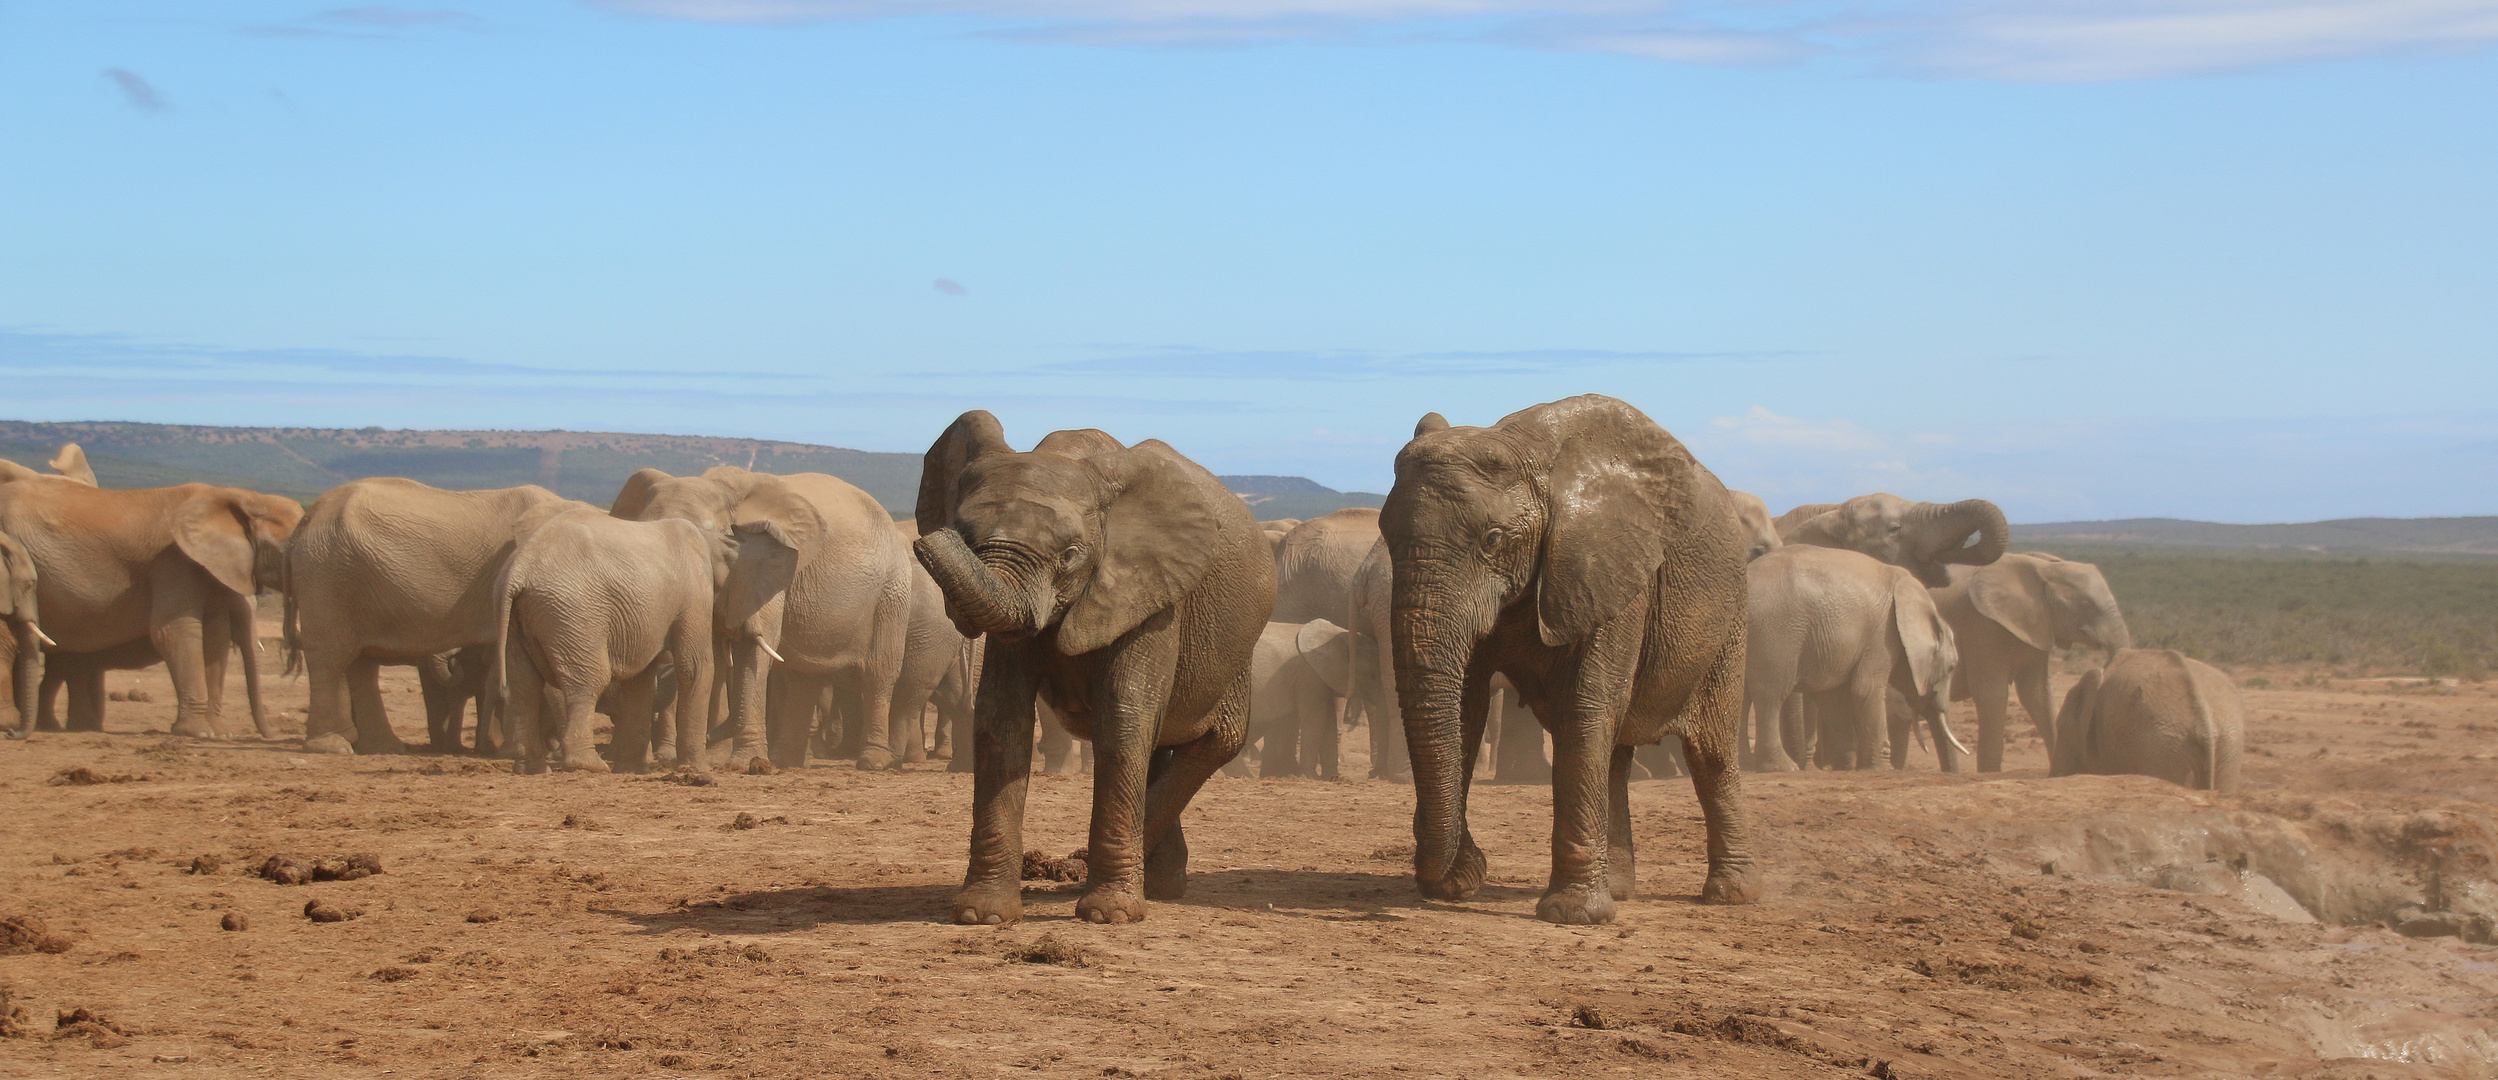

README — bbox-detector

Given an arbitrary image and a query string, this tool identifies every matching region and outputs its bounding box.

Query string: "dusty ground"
[5,652,2498,1079]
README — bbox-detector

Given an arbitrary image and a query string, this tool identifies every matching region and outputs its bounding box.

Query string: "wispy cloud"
[102,69,169,113]
[593,0,2498,79]
[242,6,482,39]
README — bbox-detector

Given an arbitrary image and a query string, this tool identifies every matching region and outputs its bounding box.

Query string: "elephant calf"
[1226,619,1353,780]
[2052,649,2243,791]
[495,508,727,774]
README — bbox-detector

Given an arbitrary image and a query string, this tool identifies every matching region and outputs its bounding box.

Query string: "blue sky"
[3,1,2494,522]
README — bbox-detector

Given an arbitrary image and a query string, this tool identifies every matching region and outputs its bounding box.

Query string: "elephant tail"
[280,557,303,678]
[490,559,521,714]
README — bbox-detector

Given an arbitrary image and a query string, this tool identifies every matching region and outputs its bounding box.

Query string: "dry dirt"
[5,651,2498,1079]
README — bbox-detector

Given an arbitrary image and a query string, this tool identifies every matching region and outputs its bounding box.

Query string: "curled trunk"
[914,530,1034,637]
[1927,499,2009,568]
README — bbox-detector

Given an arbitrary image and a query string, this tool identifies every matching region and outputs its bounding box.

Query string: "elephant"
[613,465,913,771]
[913,410,1273,925]
[1928,552,2129,772]
[1743,545,1967,773]
[1271,510,1380,624]
[0,530,45,735]
[0,479,300,740]
[493,507,725,774]
[937,636,985,772]
[1727,490,1780,562]
[30,598,262,736]
[1780,493,2008,588]
[417,646,506,755]
[288,479,582,754]
[1345,537,1409,781]
[2052,649,2242,791]
[0,443,95,487]
[1383,395,1758,925]
[1257,518,1301,556]
[1225,619,1354,779]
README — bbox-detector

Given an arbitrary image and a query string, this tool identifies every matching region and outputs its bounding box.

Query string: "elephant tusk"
[756,637,786,664]
[33,625,57,648]
[1940,718,1971,758]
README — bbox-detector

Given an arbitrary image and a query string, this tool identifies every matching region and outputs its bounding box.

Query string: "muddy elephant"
[493,508,725,774]
[1932,552,2131,772]
[2053,649,2242,791]
[913,411,1273,925]
[614,465,912,771]
[1780,493,2008,588]
[1745,545,1966,772]
[0,530,44,735]
[287,479,582,754]
[0,479,299,740]
[1225,619,1353,780]
[1383,395,1758,925]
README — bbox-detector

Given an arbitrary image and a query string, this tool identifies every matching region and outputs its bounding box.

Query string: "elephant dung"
[0,913,76,955]
[303,900,363,923]
[1020,849,1088,883]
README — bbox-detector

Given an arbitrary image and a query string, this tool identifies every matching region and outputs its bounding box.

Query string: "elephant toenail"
[981,914,1002,925]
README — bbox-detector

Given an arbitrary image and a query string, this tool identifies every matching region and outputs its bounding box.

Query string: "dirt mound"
[0,915,74,956]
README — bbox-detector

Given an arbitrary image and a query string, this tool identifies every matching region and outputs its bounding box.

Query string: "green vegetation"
[2022,544,2498,677]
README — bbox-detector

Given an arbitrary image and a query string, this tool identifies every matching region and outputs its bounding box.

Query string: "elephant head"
[617,468,815,652]
[913,411,1229,656]
[1295,619,1353,697]
[1,530,44,735]
[174,488,305,597]
[2050,666,2106,777]
[1727,490,1780,562]
[1786,493,2007,588]
[1967,553,2130,659]
[1381,396,1704,897]
[1888,568,1969,764]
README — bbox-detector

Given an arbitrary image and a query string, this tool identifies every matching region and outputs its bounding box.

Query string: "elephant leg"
[1927,698,1964,774]
[723,640,772,771]
[151,599,215,739]
[2012,658,2055,750]
[1259,695,1301,779]
[1539,700,1625,924]
[953,641,1039,925]
[69,665,106,732]
[853,667,902,773]
[1077,620,1184,925]
[1781,692,1810,770]
[1888,693,1913,770]
[302,651,356,745]
[1849,679,1886,771]
[1140,669,1253,903]
[1633,741,1684,779]
[1038,706,1075,774]
[650,661,678,766]
[1494,687,1550,784]
[1685,644,1759,905]
[200,604,233,736]
[1971,668,2011,773]
[1607,745,1638,900]
[37,663,66,732]
[418,657,459,752]
[1308,693,1341,781]
[347,657,408,754]
[509,649,551,774]
[609,666,656,774]
[669,641,709,771]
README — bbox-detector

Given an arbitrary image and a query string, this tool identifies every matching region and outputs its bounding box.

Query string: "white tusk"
[756,638,785,664]
[1940,719,1971,758]
[33,626,57,648]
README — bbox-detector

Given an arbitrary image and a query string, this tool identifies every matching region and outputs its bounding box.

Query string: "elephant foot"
[949,883,1023,926]
[947,757,975,774]
[856,747,895,772]
[1144,830,1189,901]
[1537,884,1618,925]
[1417,837,1487,902]
[301,733,357,756]
[1608,862,1637,903]
[1076,885,1149,925]
[1699,862,1762,906]
[171,718,218,739]
[354,731,411,756]
[554,753,612,774]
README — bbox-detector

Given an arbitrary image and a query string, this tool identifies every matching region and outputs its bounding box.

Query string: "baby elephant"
[494,508,728,774]
[2052,649,2243,791]
[1227,619,1354,779]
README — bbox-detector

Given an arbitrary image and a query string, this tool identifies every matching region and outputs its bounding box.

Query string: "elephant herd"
[0,395,2247,926]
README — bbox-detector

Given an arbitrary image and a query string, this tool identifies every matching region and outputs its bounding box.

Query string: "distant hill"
[1219,475,1385,521]
[0,420,925,513]
[0,420,1379,521]
[2014,517,2498,557]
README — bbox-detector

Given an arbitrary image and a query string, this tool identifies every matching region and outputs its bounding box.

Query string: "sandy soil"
[4,652,2498,1079]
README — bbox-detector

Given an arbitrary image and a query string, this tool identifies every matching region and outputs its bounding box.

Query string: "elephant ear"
[611,468,672,519]
[732,476,822,553]
[916,411,1012,533]
[1774,503,1840,541]
[1532,398,1683,647]
[173,492,258,597]
[1059,441,1228,656]
[1968,555,2053,653]
[1296,618,1353,696]
[1889,570,1952,698]
[48,443,96,486]
[0,531,30,620]
[2051,667,2103,777]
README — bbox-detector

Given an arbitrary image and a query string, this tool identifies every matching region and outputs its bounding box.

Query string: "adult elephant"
[1781,493,2008,587]
[1744,545,1967,772]
[288,479,579,754]
[614,465,913,771]
[1727,491,1780,562]
[0,444,95,487]
[1932,552,2131,772]
[2053,649,2242,791]
[0,530,45,735]
[1345,538,1407,781]
[0,479,299,739]
[1271,509,1379,623]
[914,410,1272,925]
[1384,395,1757,925]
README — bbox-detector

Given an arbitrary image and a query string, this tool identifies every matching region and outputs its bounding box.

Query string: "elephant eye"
[1482,526,1506,550]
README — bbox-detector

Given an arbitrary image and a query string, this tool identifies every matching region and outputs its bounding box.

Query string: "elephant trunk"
[2093,616,2133,657]
[1391,581,1487,899]
[11,621,38,738]
[914,529,1035,638]
[1927,499,2009,568]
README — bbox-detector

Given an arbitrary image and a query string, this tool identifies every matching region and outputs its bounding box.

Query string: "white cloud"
[595,0,2498,78]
